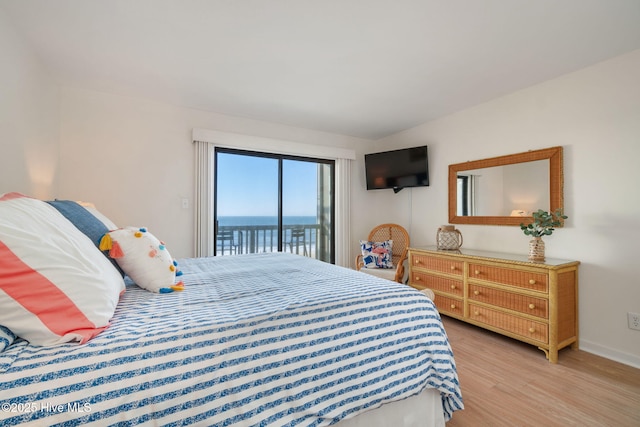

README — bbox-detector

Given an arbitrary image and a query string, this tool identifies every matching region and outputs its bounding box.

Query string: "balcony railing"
[216,224,321,259]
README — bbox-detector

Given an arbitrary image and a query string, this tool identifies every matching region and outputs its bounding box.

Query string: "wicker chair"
[355,223,410,283]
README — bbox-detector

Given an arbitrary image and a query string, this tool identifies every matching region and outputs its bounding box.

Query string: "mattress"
[337,388,445,427]
[0,252,462,425]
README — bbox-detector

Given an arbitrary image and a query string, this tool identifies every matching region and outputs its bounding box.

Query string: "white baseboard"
[579,339,640,369]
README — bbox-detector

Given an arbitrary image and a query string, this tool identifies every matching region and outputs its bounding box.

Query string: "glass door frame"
[213,147,336,263]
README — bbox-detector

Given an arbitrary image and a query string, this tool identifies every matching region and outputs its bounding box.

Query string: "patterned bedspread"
[0,253,463,426]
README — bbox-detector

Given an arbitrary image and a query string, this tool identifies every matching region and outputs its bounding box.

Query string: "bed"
[0,194,463,426]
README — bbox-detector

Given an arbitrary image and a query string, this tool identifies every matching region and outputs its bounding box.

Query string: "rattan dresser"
[408,246,579,363]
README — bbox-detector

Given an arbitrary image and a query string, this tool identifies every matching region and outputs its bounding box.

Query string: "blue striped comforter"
[0,253,463,426]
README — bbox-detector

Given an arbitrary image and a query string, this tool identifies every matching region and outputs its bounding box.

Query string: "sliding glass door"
[215,151,278,256]
[214,148,334,263]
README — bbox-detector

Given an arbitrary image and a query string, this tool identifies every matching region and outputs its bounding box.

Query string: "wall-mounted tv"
[365,146,429,193]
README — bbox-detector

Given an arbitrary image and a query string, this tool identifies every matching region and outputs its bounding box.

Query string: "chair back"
[290,227,306,240]
[367,223,410,268]
[217,229,235,242]
[217,229,236,254]
[288,227,308,255]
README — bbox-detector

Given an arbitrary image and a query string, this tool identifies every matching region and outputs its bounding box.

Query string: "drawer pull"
[414,276,421,281]
[528,327,536,333]
[529,279,536,285]
[450,265,456,271]
[474,310,480,316]
[529,303,536,310]
[450,304,456,309]
[473,290,480,296]
[451,284,457,290]
[415,259,421,264]
[474,270,480,275]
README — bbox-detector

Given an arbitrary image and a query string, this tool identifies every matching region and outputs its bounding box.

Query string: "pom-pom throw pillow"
[0,193,126,346]
[100,227,184,293]
[360,240,394,269]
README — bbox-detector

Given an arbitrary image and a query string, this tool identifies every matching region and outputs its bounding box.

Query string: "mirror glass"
[457,160,549,216]
[448,147,563,226]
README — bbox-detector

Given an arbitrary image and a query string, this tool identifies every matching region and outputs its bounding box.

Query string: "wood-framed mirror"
[448,146,563,226]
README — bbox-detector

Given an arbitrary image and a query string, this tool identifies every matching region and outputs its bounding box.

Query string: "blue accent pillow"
[360,240,394,269]
[0,325,16,353]
[46,200,124,277]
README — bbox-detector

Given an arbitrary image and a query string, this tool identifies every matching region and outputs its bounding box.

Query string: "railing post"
[217,223,323,258]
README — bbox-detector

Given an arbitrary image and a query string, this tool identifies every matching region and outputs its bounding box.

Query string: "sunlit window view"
[215,149,334,263]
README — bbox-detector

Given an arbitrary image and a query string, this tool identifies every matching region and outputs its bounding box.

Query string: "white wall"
[0,10,59,199]
[57,88,370,259]
[365,49,640,368]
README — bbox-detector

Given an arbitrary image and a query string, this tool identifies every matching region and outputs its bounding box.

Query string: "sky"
[216,152,319,217]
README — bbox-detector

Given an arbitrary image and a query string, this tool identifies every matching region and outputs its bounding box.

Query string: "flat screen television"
[365,146,429,193]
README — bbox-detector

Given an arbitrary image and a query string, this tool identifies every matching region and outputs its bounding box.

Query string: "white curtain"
[334,158,351,267]
[193,140,213,257]
[192,129,354,265]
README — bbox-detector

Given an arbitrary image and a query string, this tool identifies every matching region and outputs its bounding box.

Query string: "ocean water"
[218,216,317,226]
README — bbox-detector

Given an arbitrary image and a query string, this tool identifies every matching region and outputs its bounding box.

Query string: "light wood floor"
[441,317,640,427]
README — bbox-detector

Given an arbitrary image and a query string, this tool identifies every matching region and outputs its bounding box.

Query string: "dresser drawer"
[469,303,548,344]
[412,254,463,276]
[469,285,548,319]
[469,263,548,292]
[433,294,463,317]
[411,271,463,297]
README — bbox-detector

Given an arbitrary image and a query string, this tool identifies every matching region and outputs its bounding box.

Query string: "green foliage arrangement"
[520,208,568,237]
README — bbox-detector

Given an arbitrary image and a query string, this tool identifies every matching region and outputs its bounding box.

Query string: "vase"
[437,225,463,250]
[528,237,545,261]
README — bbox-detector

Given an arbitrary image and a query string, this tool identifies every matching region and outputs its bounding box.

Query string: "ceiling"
[2,0,640,140]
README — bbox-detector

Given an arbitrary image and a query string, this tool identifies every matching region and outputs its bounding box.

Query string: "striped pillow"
[0,193,125,346]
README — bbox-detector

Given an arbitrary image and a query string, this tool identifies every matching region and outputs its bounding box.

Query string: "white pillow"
[82,205,118,231]
[100,227,184,293]
[0,193,125,346]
